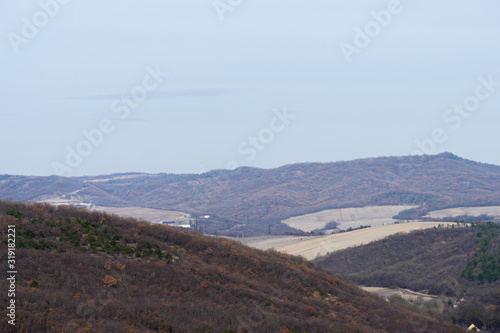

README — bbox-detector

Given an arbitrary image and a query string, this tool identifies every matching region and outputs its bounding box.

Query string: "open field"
[360,286,449,317]
[361,286,445,304]
[83,174,153,183]
[38,196,191,224]
[424,206,500,219]
[92,206,191,224]
[239,222,455,260]
[228,235,305,250]
[282,205,417,232]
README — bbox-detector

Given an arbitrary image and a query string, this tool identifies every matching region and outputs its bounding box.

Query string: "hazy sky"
[1,0,499,176]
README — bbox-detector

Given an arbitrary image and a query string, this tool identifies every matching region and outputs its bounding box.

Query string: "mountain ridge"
[1,153,500,235]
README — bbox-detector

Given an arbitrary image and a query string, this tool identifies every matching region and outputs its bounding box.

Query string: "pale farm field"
[83,174,152,183]
[282,205,417,232]
[424,206,500,219]
[93,206,191,224]
[230,235,305,250]
[360,286,444,303]
[37,196,191,224]
[235,222,456,260]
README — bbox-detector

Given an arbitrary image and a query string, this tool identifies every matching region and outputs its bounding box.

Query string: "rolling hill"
[0,201,463,332]
[1,152,500,235]
[316,222,500,331]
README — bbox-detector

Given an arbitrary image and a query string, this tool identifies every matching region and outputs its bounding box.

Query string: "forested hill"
[316,222,500,330]
[0,201,463,332]
[1,153,500,234]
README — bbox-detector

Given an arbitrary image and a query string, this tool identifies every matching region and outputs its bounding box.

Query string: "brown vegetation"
[2,153,500,235]
[316,222,500,331]
[0,201,463,332]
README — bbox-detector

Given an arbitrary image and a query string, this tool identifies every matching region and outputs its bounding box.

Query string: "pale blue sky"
[1,0,499,176]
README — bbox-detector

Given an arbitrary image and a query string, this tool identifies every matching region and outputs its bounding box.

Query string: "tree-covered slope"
[0,201,462,332]
[316,222,500,331]
[2,153,500,236]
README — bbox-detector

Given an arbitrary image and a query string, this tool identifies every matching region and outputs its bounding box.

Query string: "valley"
[2,153,500,331]
[316,221,500,331]
[0,201,463,332]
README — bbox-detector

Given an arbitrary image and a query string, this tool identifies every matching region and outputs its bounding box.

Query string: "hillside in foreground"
[316,222,500,331]
[0,201,463,332]
[1,152,500,235]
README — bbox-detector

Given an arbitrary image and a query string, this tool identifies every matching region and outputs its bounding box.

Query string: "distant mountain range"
[1,152,500,235]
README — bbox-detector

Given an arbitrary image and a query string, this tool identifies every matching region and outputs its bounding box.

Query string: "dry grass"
[93,206,191,223]
[424,206,500,219]
[272,222,455,260]
[83,174,152,183]
[228,235,305,250]
[282,205,417,232]
[360,286,444,303]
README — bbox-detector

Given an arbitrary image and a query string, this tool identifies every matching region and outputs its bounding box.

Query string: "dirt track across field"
[261,222,455,260]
